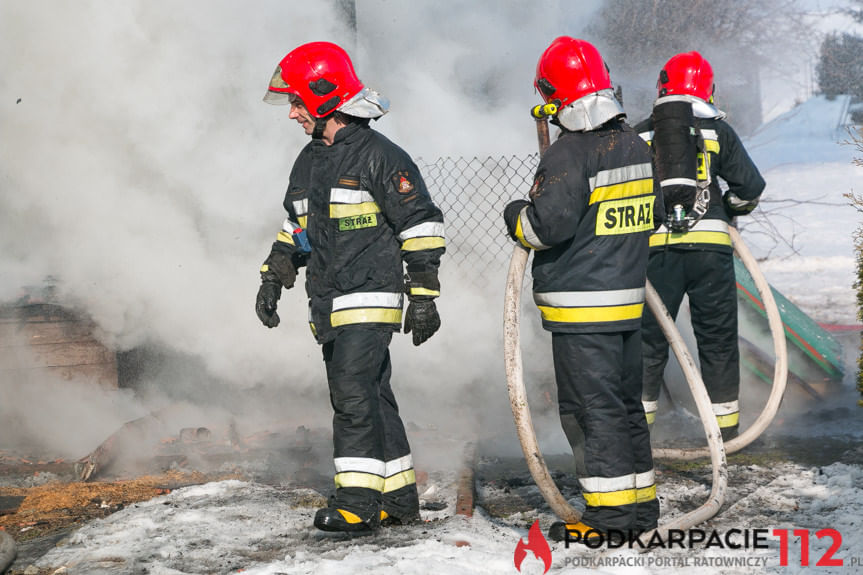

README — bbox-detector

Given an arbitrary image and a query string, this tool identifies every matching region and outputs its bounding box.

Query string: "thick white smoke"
[0,0,604,457]
[1,0,833,462]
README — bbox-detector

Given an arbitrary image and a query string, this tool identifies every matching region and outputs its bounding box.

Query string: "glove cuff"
[404,271,440,298]
[261,249,297,289]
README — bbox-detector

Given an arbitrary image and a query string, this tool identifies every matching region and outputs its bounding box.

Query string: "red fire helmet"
[264,41,364,118]
[658,51,714,102]
[534,37,612,107]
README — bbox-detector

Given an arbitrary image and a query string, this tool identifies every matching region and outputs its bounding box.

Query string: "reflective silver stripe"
[636,470,655,488]
[330,188,376,204]
[580,473,635,493]
[281,217,300,232]
[398,221,445,241]
[660,177,696,188]
[700,128,718,141]
[518,206,550,250]
[589,162,653,192]
[642,400,658,413]
[292,199,308,216]
[712,400,739,416]
[331,292,403,311]
[639,130,653,142]
[385,454,413,476]
[654,218,729,235]
[334,457,386,475]
[534,287,644,308]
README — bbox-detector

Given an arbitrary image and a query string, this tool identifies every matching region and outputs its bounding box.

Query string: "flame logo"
[514,519,552,573]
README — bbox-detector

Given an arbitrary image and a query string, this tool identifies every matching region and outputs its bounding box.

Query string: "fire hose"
[504,110,788,531]
[504,242,727,527]
[652,226,788,460]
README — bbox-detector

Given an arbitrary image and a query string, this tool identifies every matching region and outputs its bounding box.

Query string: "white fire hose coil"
[504,223,786,533]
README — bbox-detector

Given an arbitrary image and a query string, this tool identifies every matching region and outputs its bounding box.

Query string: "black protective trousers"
[553,330,659,532]
[322,326,416,518]
[641,248,740,436]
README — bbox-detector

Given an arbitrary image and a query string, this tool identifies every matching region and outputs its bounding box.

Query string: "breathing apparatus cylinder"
[652,100,698,232]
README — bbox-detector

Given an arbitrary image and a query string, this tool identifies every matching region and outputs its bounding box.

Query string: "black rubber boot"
[314,487,381,534]
[380,484,421,526]
[314,506,381,534]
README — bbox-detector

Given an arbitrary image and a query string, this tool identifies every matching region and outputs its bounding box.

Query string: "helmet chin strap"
[312,116,329,139]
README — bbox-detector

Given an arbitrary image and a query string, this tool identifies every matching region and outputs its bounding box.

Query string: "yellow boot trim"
[565,522,603,539]
[336,509,364,524]
[380,510,389,521]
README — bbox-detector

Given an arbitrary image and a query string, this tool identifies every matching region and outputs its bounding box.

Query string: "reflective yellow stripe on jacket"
[534,287,645,325]
[292,199,309,229]
[649,218,732,248]
[588,162,654,205]
[515,205,550,250]
[330,292,403,327]
[398,221,446,253]
[329,188,381,218]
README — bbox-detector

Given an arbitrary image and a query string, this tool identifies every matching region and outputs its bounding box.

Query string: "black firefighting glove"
[723,192,759,217]
[404,296,440,346]
[254,247,297,328]
[255,280,281,328]
[255,272,282,328]
[503,199,530,242]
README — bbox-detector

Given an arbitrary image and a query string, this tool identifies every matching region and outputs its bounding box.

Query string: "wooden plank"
[0,303,79,323]
[0,363,118,388]
[0,341,115,369]
[455,442,476,518]
[0,320,96,347]
[735,256,844,381]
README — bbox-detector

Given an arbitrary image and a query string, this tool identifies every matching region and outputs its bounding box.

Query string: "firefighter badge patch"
[394,171,415,194]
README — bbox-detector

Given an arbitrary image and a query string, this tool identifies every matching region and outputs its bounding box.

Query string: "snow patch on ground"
[32,460,863,574]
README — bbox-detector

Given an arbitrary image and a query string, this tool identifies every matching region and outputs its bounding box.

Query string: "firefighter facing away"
[634,51,765,440]
[255,41,446,533]
[503,37,661,541]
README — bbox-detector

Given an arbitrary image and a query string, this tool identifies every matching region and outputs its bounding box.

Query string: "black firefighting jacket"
[634,113,765,253]
[264,122,445,343]
[506,119,662,334]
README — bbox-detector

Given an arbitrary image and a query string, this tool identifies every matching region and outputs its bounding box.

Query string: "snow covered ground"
[743,95,860,326]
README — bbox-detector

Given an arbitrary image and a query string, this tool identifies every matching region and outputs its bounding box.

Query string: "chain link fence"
[417,153,539,279]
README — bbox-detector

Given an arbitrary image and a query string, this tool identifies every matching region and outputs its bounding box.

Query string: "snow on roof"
[746,95,857,172]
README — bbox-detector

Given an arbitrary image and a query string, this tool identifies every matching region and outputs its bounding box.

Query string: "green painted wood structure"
[734,257,845,394]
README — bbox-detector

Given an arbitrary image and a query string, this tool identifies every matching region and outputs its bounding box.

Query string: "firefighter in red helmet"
[634,51,765,440]
[503,37,661,541]
[255,41,446,533]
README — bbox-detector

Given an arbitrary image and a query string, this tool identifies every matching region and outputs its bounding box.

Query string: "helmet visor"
[263,65,296,105]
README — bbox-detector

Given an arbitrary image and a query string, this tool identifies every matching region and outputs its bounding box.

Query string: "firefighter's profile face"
[288,97,315,135]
